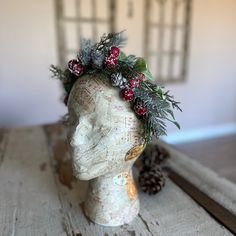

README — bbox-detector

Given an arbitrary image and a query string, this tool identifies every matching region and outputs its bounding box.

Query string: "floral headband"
[51,32,181,142]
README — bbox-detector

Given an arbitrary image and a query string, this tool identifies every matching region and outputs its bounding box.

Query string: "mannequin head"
[67,73,144,180]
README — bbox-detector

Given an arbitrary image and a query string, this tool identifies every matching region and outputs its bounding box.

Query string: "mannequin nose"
[70,128,90,146]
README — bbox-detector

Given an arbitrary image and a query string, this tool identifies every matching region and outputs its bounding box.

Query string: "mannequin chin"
[67,73,144,226]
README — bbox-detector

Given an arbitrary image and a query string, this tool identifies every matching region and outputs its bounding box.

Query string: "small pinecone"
[140,144,170,166]
[78,39,92,66]
[139,166,166,195]
[91,49,105,68]
[110,72,128,89]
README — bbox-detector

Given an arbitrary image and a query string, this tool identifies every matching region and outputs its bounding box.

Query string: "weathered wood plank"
[0,127,66,236]
[159,140,236,216]
[0,128,8,167]
[44,124,232,236]
[0,124,233,235]
[165,167,236,234]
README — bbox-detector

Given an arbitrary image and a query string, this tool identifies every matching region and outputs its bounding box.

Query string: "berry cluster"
[68,59,84,76]
[51,32,181,142]
[67,46,148,116]
[120,73,148,116]
[104,46,120,68]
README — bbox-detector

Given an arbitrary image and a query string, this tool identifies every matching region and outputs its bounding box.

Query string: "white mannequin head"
[67,73,144,180]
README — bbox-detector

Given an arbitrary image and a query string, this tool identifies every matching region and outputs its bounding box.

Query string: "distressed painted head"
[67,74,144,180]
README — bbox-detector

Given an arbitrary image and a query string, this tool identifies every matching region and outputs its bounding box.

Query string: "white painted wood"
[159,140,236,216]
[0,126,233,235]
[0,127,66,236]
[161,122,236,144]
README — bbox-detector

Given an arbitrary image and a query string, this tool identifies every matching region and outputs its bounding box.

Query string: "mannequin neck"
[84,169,139,226]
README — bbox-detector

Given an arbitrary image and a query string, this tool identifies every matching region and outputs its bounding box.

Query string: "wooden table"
[0,124,236,236]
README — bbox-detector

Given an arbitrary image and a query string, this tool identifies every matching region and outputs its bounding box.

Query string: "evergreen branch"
[147,114,167,138]
[164,90,182,112]
[50,65,67,81]
[95,31,127,51]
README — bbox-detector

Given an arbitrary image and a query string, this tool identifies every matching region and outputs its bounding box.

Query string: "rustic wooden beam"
[164,166,236,235]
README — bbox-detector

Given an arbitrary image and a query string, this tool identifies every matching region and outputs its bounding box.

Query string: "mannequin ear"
[125,144,145,161]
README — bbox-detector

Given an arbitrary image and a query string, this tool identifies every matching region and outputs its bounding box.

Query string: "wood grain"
[0,127,65,235]
[165,166,236,234]
[159,140,236,217]
[0,124,234,235]
[43,124,232,236]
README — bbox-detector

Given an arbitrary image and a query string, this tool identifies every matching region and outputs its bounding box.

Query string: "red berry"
[68,59,83,76]
[138,73,146,81]
[109,46,120,57]
[104,55,118,68]
[128,78,140,88]
[134,104,148,115]
[73,63,84,76]
[68,59,78,70]
[121,89,134,101]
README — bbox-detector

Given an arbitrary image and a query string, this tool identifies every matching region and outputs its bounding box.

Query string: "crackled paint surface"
[67,74,144,226]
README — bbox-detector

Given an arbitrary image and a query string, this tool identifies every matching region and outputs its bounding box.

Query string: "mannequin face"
[67,74,144,180]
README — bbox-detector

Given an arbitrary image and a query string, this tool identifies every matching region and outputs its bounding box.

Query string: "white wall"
[0,0,66,126]
[0,0,236,140]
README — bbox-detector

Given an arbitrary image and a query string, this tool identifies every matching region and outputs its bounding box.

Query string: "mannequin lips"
[74,164,88,174]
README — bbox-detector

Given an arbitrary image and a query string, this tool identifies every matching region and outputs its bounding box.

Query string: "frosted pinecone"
[110,72,128,89]
[78,39,92,66]
[91,49,105,68]
[139,165,166,195]
[140,144,170,166]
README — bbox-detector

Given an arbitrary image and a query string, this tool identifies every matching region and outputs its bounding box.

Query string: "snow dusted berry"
[109,46,120,57]
[68,59,84,76]
[128,78,140,88]
[68,59,78,70]
[134,104,148,115]
[73,63,84,76]
[121,88,134,101]
[104,55,118,68]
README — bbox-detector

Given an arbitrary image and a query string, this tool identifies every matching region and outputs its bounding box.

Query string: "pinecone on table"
[139,165,166,195]
[110,72,128,89]
[140,144,170,166]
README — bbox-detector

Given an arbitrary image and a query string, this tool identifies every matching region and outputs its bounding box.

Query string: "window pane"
[81,22,93,39]
[150,0,159,24]
[149,55,158,80]
[96,23,109,41]
[173,55,181,79]
[64,22,78,50]
[150,28,159,52]
[63,0,76,18]
[175,28,183,52]
[177,0,185,25]
[96,0,109,19]
[163,28,171,52]
[80,0,93,18]
[164,0,173,25]
[161,55,170,78]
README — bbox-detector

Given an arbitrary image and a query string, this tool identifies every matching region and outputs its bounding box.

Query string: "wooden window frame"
[54,0,116,66]
[144,0,192,83]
